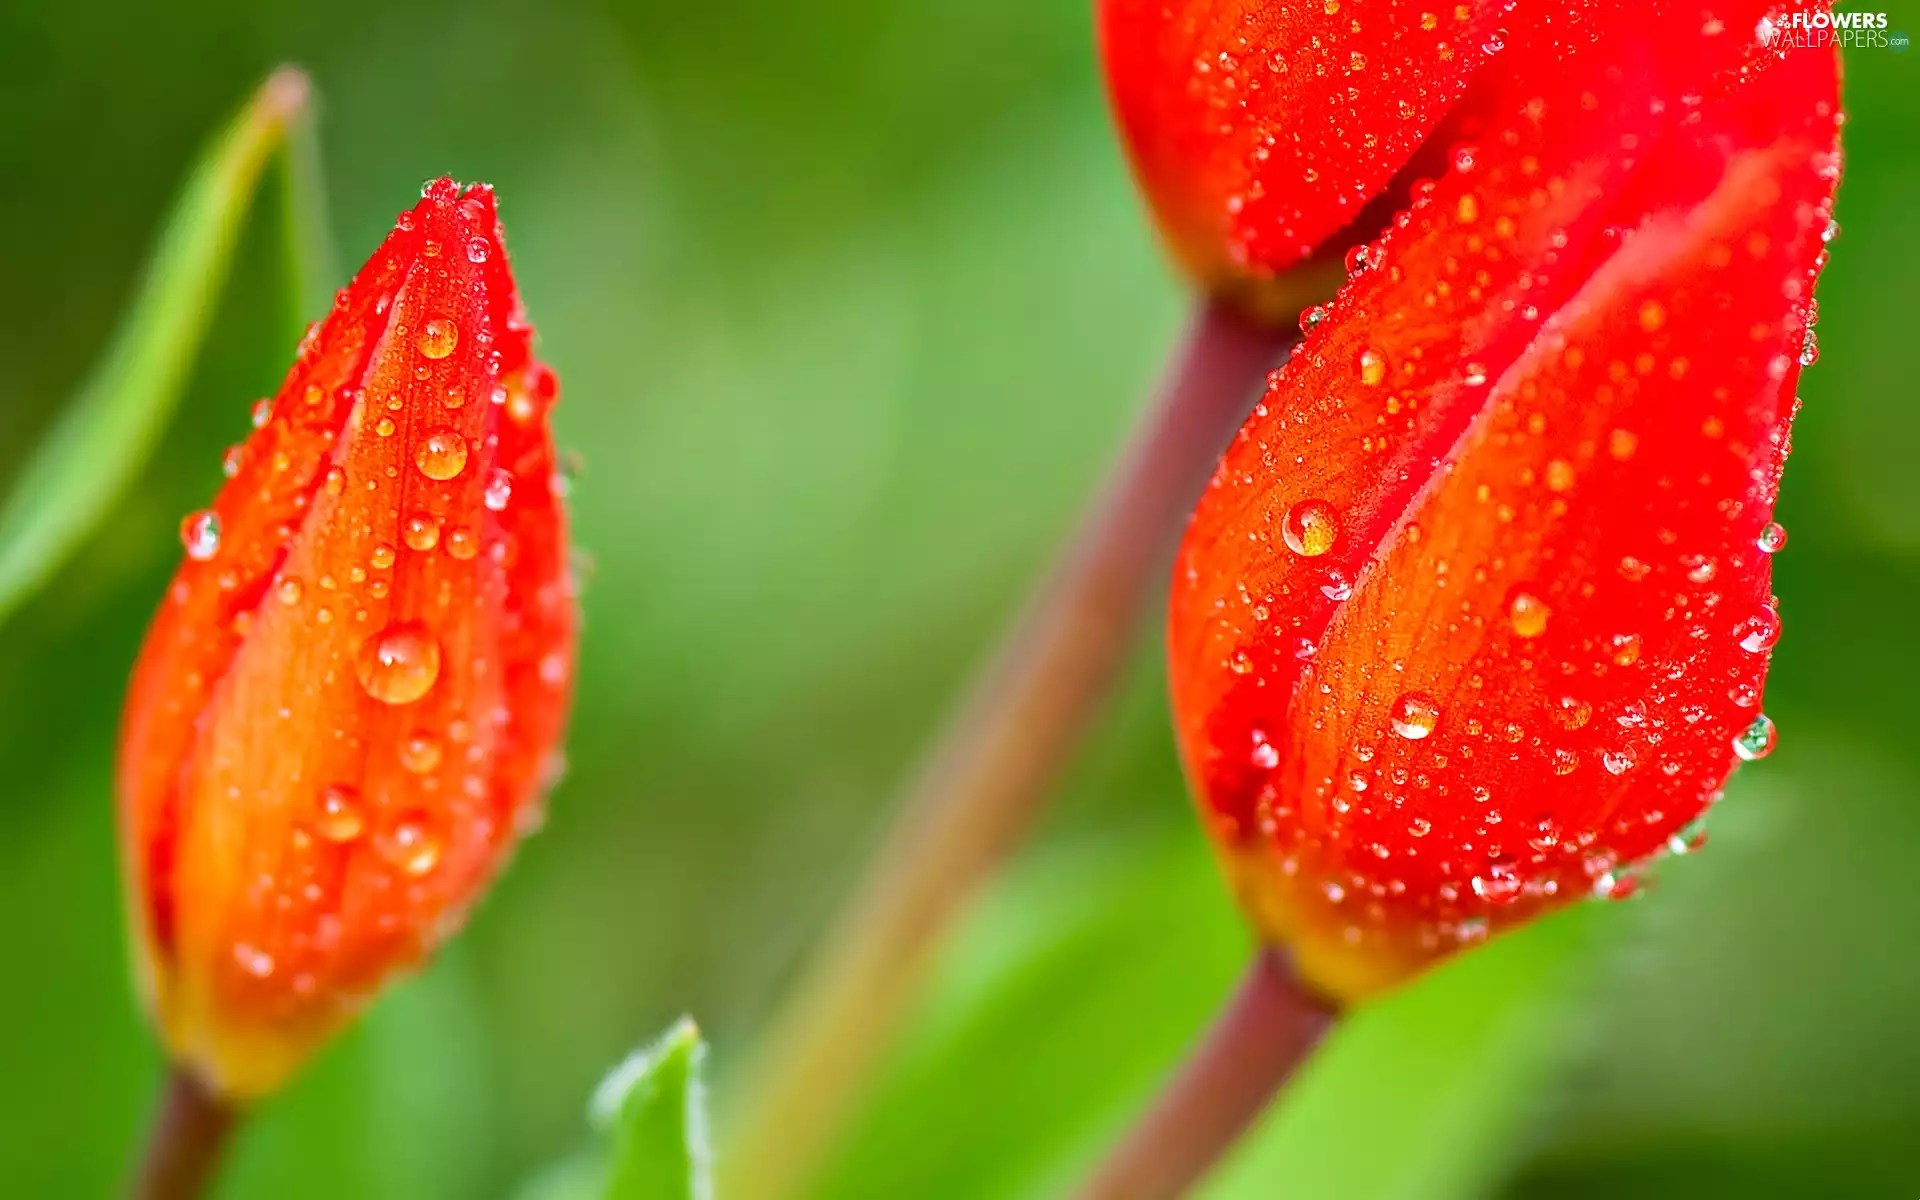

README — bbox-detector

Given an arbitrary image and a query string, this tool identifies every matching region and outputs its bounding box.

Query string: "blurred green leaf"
[596,1017,711,1200]
[0,67,314,631]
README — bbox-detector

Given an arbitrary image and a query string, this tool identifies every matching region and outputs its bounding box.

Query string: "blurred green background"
[1,2,1914,1196]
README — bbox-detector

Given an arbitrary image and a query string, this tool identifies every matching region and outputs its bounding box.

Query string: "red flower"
[118,179,577,1096]
[1161,2,1842,999]
[1099,0,1515,308]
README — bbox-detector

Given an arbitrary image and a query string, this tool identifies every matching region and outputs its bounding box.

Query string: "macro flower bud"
[118,179,577,1097]
[1167,2,1842,999]
[1099,0,1512,310]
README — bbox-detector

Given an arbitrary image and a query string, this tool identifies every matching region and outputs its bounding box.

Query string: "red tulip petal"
[1169,6,1840,998]
[118,180,577,1095]
[1099,0,1513,300]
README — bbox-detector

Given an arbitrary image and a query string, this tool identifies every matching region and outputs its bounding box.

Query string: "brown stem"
[722,298,1299,1199]
[129,1067,238,1200]
[1077,949,1338,1200]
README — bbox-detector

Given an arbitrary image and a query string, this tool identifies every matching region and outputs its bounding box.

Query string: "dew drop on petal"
[403,513,441,551]
[314,785,366,842]
[1390,692,1440,740]
[1757,522,1788,554]
[1602,747,1637,775]
[355,622,442,705]
[180,510,221,561]
[1508,590,1550,638]
[400,732,444,774]
[1282,499,1340,557]
[418,318,459,360]
[376,812,442,876]
[415,429,470,481]
[1733,713,1777,761]
[1739,608,1782,654]
[445,526,480,561]
[484,469,513,512]
[1357,348,1388,386]
[370,543,397,570]
[465,237,491,264]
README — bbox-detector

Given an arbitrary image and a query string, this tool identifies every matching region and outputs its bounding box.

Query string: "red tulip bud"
[1167,2,1841,999]
[118,179,578,1097]
[1099,0,1515,309]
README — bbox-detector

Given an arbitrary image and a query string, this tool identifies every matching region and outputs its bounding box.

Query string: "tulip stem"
[1077,947,1338,1200]
[723,298,1298,1198]
[130,1068,237,1200]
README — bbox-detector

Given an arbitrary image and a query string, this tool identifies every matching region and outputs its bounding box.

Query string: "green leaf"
[595,1017,711,1200]
[0,67,315,631]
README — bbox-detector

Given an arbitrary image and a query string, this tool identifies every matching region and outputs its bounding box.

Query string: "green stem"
[722,297,1297,1198]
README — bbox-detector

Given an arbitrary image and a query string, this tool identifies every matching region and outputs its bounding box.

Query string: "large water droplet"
[355,622,443,704]
[1738,608,1781,654]
[403,513,441,551]
[415,429,470,481]
[180,510,221,561]
[418,318,459,360]
[1390,692,1440,740]
[1282,499,1340,557]
[1757,522,1788,554]
[1733,713,1777,761]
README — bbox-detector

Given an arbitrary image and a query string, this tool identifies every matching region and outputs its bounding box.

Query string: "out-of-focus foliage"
[0,2,1913,1196]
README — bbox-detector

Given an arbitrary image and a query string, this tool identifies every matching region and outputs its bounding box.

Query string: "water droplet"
[1390,692,1440,740]
[484,469,513,512]
[370,543,397,570]
[315,784,366,842]
[445,526,480,561]
[221,445,244,478]
[1611,632,1644,666]
[251,398,274,428]
[376,812,442,876]
[375,416,398,438]
[415,429,470,480]
[1738,608,1781,653]
[1733,713,1777,761]
[276,577,304,606]
[1282,499,1340,557]
[1472,862,1522,903]
[403,513,441,552]
[1408,817,1432,837]
[355,622,443,705]
[1544,459,1576,492]
[1757,522,1788,554]
[1550,696,1593,730]
[1251,738,1279,769]
[1602,747,1637,775]
[1357,348,1388,386]
[1299,305,1331,335]
[233,943,276,979]
[418,318,459,360]
[323,467,346,497]
[400,732,444,774]
[180,511,221,560]
[465,236,491,263]
[1508,590,1550,638]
